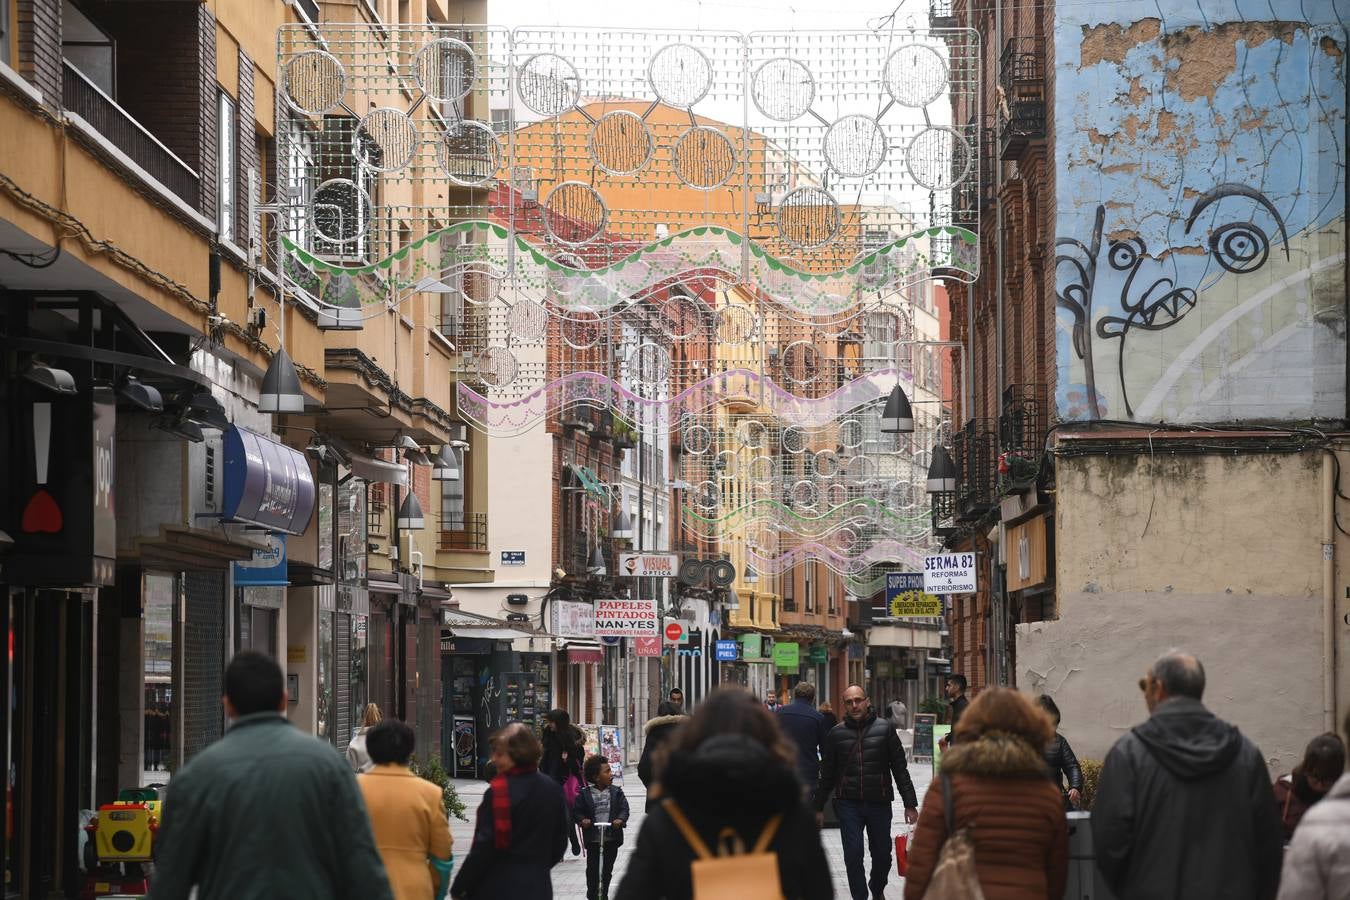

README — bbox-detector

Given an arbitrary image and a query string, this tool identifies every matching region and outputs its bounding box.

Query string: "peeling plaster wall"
[1054,1,1347,422]
[1018,450,1336,774]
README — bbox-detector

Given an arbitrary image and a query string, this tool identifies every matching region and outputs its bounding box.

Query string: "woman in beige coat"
[358,719,453,900]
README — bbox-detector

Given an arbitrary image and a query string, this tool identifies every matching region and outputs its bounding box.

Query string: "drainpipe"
[993,0,1008,688]
[1323,451,1337,733]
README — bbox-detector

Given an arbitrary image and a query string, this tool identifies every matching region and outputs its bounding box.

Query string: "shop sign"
[233,534,288,586]
[715,640,740,661]
[923,553,977,595]
[772,641,800,671]
[221,426,316,535]
[594,598,658,637]
[663,619,688,644]
[885,572,942,617]
[618,552,679,577]
[634,636,662,657]
[551,599,596,638]
[740,634,764,660]
[808,645,829,664]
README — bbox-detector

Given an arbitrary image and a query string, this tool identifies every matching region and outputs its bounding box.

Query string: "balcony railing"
[62,61,200,209]
[931,488,958,538]
[999,384,1045,492]
[952,418,998,521]
[928,0,957,27]
[997,38,1046,159]
[439,512,488,552]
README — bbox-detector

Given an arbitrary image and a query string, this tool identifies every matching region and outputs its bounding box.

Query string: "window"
[62,0,114,95]
[313,116,374,261]
[440,447,466,530]
[218,92,237,243]
[282,114,315,254]
[142,573,176,787]
[805,566,814,613]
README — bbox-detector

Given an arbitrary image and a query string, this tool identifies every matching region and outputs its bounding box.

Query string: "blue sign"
[715,640,740,662]
[222,426,316,535]
[885,572,925,597]
[501,550,526,566]
[600,634,622,646]
[233,534,288,586]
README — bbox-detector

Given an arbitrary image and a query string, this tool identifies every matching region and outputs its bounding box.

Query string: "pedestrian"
[358,719,454,900]
[1276,711,1350,900]
[1273,732,1345,843]
[819,702,838,731]
[451,723,570,900]
[573,755,631,900]
[886,697,909,730]
[614,686,832,900]
[637,700,686,811]
[347,702,383,773]
[541,708,586,855]
[1037,694,1084,810]
[937,674,968,751]
[764,689,781,712]
[147,651,392,900]
[902,687,1068,900]
[776,681,828,802]
[668,687,685,712]
[1093,651,1283,900]
[816,684,918,900]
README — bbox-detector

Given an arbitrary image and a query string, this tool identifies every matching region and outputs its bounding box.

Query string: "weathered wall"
[1053,1,1347,422]
[1019,450,1333,774]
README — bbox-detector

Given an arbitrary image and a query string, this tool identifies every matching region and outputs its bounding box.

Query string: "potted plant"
[613,421,638,450]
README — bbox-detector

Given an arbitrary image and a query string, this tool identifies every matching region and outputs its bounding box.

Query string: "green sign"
[808,645,828,664]
[772,641,800,670]
[740,634,763,659]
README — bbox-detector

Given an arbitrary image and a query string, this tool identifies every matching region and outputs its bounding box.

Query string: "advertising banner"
[885,572,943,616]
[551,599,596,638]
[923,553,978,595]
[594,598,658,637]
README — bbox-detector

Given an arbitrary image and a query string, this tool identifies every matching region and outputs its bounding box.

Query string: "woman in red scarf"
[450,723,570,900]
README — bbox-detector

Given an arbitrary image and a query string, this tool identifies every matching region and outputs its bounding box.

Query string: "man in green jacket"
[148,651,393,900]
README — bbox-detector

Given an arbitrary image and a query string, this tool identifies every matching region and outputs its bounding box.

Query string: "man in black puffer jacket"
[817,684,918,900]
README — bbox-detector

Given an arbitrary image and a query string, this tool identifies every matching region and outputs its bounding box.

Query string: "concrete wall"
[1018,449,1343,774]
[1053,1,1347,423]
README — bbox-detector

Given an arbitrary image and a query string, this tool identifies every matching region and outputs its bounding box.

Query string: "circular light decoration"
[415,38,476,102]
[835,527,859,553]
[751,57,815,121]
[661,293,705,340]
[889,481,921,510]
[884,44,950,108]
[507,298,548,342]
[736,419,767,449]
[777,186,841,249]
[845,454,877,483]
[284,50,346,115]
[560,312,601,349]
[436,121,500,186]
[459,265,501,306]
[905,126,971,192]
[588,110,654,176]
[542,181,607,246]
[715,304,757,344]
[683,423,713,455]
[790,480,819,509]
[648,43,713,108]
[823,115,888,178]
[355,108,419,173]
[472,347,519,388]
[693,480,721,511]
[310,179,372,246]
[517,53,581,116]
[781,425,807,455]
[747,454,776,485]
[838,418,864,450]
[825,483,850,507]
[813,449,840,478]
[627,342,672,387]
[716,450,737,479]
[672,126,737,190]
[781,340,822,387]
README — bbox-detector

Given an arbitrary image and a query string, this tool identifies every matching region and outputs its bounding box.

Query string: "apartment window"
[440,448,466,530]
[805,567,814,613]
[218,92,237,243]
[62,0,114,95]
[282,115,315,254]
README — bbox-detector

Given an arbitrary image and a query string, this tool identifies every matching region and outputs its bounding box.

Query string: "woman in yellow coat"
[358,719,454,900]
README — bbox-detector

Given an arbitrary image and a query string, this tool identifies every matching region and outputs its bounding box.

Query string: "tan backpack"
[922,773,986,900]
[663,799,784,900]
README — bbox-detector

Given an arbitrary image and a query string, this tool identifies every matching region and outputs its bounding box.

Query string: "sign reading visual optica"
[619,553,679,578]
[923,553,978,595]
[885,572,943,616]
[593,598,657,636]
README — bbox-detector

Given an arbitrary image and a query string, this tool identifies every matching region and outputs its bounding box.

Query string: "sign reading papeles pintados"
[594,598,659,636]
[618,553,679,578]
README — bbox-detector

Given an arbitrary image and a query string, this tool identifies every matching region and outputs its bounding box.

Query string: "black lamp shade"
[612,508,634,541]
[927,445,957,493]
[432,446,460,481]
[185,390,231,430]
[395,491,425,530]
[259,348,305,413]
[881,383,914,434]
[590,543,606,575]
[119,376,164,412]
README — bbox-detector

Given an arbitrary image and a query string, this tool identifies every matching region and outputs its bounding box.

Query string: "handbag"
[895,825,912,876]
[920,773,985,900]
[563,773,583,806]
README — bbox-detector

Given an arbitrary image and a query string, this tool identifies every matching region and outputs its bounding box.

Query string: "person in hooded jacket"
[1276,712,1350,900]
[1272,732,1345,843]
[1037,694,1083,810]
[1092,651,1282,900]
[902,687,1068,900]
[637,701,686,811]
[540,708,586,855]
[614,686,832,900]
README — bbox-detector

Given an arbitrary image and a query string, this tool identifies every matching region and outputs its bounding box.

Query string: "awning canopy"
[346,452,409,487]
[450,626,535,641]
[562,640,604,665]
[565,463,608,500]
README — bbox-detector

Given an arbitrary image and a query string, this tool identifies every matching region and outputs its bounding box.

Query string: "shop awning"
[562,640,604,664]
[450,626,535,641]
[565,463,608,500]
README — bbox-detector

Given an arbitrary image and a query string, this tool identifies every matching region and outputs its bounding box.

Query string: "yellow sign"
[889,590,942,617]
[287,645,306,664]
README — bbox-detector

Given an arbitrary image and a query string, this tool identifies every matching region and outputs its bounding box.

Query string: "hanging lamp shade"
[926,444,957,494]
[432,446,460,481]
[880,383,914,434]
[590,542,607,576]
[612,507,634,541]
[395,490,425,530]
[259,348,305,413]
[744,563,759,585]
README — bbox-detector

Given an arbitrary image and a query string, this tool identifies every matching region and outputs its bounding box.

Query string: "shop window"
[142,574,175,787]
[318,608,333,741]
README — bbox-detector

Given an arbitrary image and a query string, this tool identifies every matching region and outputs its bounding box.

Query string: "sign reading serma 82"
[923,553,978,595]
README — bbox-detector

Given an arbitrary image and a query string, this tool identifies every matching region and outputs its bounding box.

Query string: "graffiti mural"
[1054,3,1347,422]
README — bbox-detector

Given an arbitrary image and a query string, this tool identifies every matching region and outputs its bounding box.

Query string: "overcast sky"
[491,0,917,32]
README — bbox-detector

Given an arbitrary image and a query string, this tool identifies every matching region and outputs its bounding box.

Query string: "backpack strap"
[663,799,715,860]
[941,771,955,836]
[751,814,783,853]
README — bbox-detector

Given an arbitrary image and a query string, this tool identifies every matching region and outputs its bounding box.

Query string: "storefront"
[440,613,542,776]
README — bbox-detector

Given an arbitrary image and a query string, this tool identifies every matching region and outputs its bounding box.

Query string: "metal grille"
[334,612,352,751]
[182,571,225,762]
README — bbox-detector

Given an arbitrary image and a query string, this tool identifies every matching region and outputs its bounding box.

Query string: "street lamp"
[395,490,425,530]
[258,348,305,413]
[744,563,759,585]
[589,542,607,576]
[880,383,914,434]
[926,444,957,493]
[432,445,460,481]
[612,507,634,541]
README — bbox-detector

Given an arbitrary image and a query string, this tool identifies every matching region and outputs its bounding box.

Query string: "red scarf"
[490,765,537,849]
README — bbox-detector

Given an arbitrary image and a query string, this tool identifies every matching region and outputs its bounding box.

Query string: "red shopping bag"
[895,827,911,876]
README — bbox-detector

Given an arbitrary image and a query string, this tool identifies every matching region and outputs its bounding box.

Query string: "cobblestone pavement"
[449,751,934,899]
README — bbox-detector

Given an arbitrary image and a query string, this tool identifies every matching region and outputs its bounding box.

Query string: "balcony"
[62,61,200,209]
[438,512,488,553]
[952,418,997,521]
[952,115,995,223]
[997,38,1046,160]
[929,0,957,28]
[999,385,1046,492]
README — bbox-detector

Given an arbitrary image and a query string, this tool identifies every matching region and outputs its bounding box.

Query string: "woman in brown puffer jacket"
[904,687,1068,900]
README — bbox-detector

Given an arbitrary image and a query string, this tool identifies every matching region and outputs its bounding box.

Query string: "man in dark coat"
[1092,651,1282,900]
[636,701,685,811]
[818,684,919,900]
[452,723,570,899]
[776,681,828,801]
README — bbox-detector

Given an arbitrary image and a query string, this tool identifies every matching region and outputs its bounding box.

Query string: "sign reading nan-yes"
[923,553,978,595]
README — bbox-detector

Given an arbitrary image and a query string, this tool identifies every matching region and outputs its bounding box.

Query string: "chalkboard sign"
[912,713,936,762]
